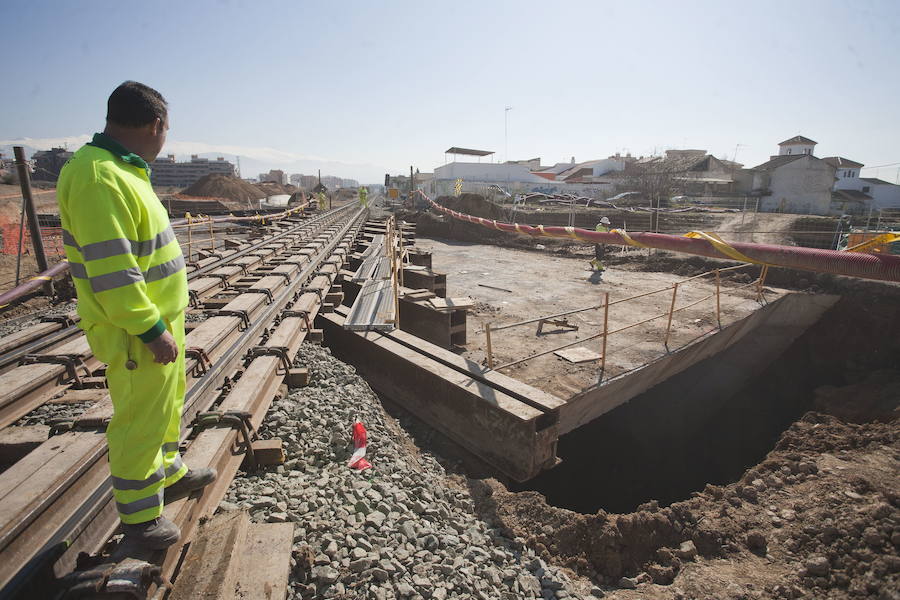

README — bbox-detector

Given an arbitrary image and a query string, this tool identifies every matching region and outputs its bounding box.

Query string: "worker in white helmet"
[590,216,611,273]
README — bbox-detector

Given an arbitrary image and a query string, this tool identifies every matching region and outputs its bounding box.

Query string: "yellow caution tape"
[610,228,651,249]
[29,276,51,281]
[845,232,900,253]
[684,231,764,264]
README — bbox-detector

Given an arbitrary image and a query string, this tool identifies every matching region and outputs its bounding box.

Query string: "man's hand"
[145,330,178,364]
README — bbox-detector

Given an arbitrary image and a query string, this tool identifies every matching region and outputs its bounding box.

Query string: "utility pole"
[410,166,415,197]
[13,146,50,276]
[504,106,513,163]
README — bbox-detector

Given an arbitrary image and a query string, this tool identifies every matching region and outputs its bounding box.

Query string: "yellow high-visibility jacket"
[57,133,188,342]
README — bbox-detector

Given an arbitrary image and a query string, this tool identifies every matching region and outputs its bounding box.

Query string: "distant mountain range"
[0,136,392,184]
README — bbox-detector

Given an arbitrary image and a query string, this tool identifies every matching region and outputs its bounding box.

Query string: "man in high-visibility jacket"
[590,216,611,273]
[57,81,216,550]
[358,186,368,208]
[317,191,327,211]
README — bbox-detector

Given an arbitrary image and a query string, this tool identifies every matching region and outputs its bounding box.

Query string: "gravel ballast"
[223,343,598,600]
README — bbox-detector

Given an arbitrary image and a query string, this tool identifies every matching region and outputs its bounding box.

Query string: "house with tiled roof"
[778,136,817,157]
[822,156,864,181]
[747,137,835,214]
[835,177,900,211]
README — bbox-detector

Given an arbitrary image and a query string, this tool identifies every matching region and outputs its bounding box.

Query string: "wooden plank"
[46,388,108,405]
[554,347,602,363]
[169,510,249,600]
[428,297,474,311]
[235,522,294,600]
[0,425,49,464]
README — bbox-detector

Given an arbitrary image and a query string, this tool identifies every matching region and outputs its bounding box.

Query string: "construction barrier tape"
[845,232,900,253]
[29,276,51,281]
[610,228,652,249]
[684,231,766,265]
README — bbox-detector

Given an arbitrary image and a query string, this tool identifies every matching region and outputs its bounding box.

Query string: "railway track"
[0,203,367,598]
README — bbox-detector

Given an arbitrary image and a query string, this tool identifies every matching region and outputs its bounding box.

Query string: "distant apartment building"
[746,137,835,215]
[258,169,287,185]
[151,154,235,188]
[289,174,302,187]
[340,178,360,189]
[31,147,74,181]
[299,175,318,190]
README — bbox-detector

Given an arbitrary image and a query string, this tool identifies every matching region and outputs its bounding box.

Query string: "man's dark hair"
[106,81,167,128]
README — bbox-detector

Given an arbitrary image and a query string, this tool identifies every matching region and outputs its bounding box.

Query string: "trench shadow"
[587,271,605,285]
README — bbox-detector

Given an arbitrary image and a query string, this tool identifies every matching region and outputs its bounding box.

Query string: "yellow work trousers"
[85,312,189,524]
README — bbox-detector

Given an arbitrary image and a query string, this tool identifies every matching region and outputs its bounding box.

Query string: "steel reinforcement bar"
[424,195,900,283]
[0,205,366,599]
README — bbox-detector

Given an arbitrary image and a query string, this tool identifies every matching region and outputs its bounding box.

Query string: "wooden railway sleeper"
[212,309,251,331]
[300,287,324,301]
[280,309,312,332]
[204,273,232,288]
[189,410,258,469]
[40,314,76,327]
[245,345,292,375]
[241,288,275,304]
[19,353,91,387]
[184,346,213,377]
[269,272,292,286]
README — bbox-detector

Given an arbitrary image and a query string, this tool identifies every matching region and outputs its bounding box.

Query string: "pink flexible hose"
[427,197,900,283]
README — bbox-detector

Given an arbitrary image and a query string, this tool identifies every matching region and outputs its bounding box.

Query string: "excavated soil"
[181,173,270,205]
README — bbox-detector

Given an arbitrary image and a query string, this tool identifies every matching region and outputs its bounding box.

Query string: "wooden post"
[13,147,49,274]
[208,216,215,252]
[186,213,193,263]
[664,282,679,349]
[756,265,769,303]
[485,322,494,369]
[600,292,609,379]
[715,269,722,328]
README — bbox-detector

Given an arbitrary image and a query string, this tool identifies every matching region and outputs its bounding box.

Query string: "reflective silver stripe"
[165,455,185,477]
[144,255,185,284]
[69,262,88,279]
[61,227,176,261]
[116,488,164,515]
[111,465,166,492]
[62,229,79,248]
[80,237,132,262]
[161,442,179,454]
[132,227,176,258]
[89,267,144,293]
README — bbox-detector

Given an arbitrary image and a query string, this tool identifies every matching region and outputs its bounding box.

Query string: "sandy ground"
[415,238,783,399]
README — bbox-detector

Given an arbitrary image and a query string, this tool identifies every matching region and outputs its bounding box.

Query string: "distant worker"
[590,216,611,273]
[57,81,216,551]
[317,191,327,211]
[358,186,368,208]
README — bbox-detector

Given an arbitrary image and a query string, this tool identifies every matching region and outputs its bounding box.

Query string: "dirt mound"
[256,181,294,197]
[181,174,265,204]
[436,194,507,220]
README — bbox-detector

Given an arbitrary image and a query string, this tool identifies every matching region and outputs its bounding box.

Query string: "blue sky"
[2,0,899,183]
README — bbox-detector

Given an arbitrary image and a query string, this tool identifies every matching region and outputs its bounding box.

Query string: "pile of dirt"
[472,403,898,598]
[181,174,265,204]
[256,181,295,197]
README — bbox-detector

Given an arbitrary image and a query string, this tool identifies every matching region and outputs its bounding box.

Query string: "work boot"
[163,468,217,504]
[121,516,180,550]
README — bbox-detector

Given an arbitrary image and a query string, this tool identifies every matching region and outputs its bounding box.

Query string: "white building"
[778,135,817,157]
[434,161,548,184]
[822,157,864,181]
[751,153,835,214]
[835,177,900,210]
